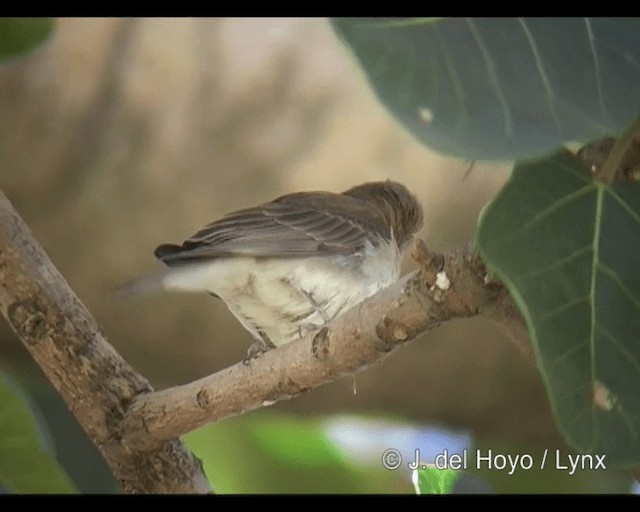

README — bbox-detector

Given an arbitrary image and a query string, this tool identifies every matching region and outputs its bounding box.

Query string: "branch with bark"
[0,191,210,494]
[0,188,530,493]
[121,240,531,451]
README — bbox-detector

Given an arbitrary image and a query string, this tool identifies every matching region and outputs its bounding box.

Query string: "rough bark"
[0,191,210,494]
[120,240,531,450]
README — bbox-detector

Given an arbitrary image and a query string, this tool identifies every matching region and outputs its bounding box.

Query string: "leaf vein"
[589,186,603,452]
[513,245,592,283]
[596,324,640,376]
[597,262,640,310]
[584,18,611,125]
[538,294,590,323]
[518,18,562,135]
[433,24,470,127]
[519,184,594,232]
[606,187,640,227]
[466,18,513,139]
[548,341,588,368]
[483,184,594,249]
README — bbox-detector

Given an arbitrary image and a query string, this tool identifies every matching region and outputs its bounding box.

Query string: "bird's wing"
[154,191,390,265]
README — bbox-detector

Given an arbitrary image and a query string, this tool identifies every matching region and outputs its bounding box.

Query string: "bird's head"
[343,180,424,249]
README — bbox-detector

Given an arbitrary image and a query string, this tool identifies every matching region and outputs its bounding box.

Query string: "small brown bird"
[120,180,423,355]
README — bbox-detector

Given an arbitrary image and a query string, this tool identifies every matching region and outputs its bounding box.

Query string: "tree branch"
[121,239,532,450]
[0,190,210,494]
[0,183,533,490]
[596,114,640,184]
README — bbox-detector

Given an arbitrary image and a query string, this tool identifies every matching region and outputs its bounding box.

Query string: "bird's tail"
[114,272,169,299]
[114,263,215,298]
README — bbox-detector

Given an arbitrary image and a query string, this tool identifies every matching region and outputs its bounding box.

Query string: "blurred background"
[0,18,632,493]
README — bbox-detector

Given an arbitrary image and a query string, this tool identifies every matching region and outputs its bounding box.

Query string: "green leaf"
[244,414,345,467]
[331,18,640,160]
[413,467,460,494]
[0,373,76,493]
[476,150,640,466]
[0,18,54,64]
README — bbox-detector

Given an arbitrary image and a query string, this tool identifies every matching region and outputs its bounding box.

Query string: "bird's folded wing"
[155,192,390,264]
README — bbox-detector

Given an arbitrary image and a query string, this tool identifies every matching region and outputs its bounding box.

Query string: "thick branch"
[0,191,210,494]
[121,240,531,450]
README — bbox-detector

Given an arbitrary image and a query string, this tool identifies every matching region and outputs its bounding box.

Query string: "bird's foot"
[243,331,276,365]
[297,322,326,340]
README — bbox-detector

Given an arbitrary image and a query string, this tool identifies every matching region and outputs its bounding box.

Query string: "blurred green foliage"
[183,410,412,493]
[0,372,76,493]
[0,18,53,64]
[413,467,460,494]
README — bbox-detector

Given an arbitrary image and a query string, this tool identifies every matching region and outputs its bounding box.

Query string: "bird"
[119,180,424,356]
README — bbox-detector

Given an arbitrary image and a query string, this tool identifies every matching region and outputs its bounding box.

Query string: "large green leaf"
[476,150,640,466]
[332,18,640,161]
[0,18,54,64]
[0,373,76,493]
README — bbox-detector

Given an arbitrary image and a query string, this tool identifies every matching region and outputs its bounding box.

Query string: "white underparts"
[160,240,401,346]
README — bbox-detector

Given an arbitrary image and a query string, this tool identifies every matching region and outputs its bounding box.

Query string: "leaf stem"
[597,115,640,184]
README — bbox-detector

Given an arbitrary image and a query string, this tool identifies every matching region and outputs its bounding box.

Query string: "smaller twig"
[597,115,640,184]
[459,245,535,364]
[411,238,444,286]
[121,242,534,449]
[462,160,476,181]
